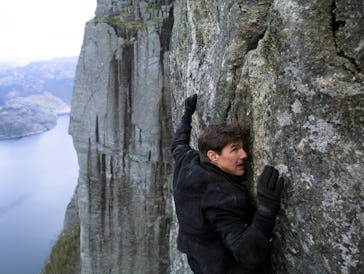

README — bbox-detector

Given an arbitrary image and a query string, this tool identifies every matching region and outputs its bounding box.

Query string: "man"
[171,94,284,273]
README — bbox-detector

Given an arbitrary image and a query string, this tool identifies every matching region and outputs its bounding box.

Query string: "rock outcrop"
[0,92,69,140]
[69,0,363,273]
[69,1,174,273]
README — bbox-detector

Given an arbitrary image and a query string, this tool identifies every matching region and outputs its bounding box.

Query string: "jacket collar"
[202,162,243,185]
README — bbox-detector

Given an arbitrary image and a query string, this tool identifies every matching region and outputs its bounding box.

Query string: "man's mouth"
[237,163,245,169]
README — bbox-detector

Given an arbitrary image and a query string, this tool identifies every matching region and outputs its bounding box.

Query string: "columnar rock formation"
[69,0,363,273]
[69,1,174,273]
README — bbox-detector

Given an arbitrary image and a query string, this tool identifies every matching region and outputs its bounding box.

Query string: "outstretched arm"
[171,94,197,160]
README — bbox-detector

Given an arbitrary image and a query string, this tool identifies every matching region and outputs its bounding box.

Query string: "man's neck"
[203,162,243,184]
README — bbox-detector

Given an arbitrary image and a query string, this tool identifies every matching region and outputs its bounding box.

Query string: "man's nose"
[240,149,248,159]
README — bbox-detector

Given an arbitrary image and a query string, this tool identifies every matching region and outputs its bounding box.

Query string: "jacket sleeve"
[202,185,273,271]
[171,114,193,163]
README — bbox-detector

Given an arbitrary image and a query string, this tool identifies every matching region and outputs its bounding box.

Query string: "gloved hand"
[257,165,284,217]
[184,94,197,116]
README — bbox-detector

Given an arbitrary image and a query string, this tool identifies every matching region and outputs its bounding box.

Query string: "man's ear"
[207,150,218,162]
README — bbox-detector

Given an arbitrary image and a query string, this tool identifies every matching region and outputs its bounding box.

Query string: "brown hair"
[198,123,247,163]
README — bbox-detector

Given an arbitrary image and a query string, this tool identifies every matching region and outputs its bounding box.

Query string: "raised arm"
[171,94,197,160]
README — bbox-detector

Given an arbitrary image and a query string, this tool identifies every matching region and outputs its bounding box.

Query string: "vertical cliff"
[69,0,363,273]
[170,1,363,273]
[69,1,174,273]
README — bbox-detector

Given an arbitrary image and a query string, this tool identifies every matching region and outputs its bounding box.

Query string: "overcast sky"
[0,0,96,65]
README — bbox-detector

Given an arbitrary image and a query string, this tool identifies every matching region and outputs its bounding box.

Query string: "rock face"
[170,1,363,273]
[69,1,174,273]
[69,0,363,273]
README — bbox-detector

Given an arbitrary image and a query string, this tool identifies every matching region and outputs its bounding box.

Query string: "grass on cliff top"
[95,14,147,31]
[41,222,80,274]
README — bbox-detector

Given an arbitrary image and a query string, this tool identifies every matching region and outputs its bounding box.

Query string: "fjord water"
[0,116,78,274]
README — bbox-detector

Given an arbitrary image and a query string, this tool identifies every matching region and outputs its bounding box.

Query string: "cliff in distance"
[69,0,363,273]
[0,92,69,140]
[0,57,76,139]
[0,57,77,105]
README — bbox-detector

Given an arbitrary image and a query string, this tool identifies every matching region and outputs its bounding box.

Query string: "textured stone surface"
[69,0,363,273]
[170,1,363,273]
[69,1,174,273]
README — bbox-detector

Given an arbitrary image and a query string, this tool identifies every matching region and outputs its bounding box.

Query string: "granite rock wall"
[69,0,363,273]
[69,1,174,273]
[170,1,363,273]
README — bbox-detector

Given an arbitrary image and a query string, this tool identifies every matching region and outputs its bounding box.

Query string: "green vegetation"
[120,11,132,18]
[147,17,161,25]
[95,13,146,31]
[41,222,80,274]
[93,3,174,31]
[122,20,146,30]
[96,15,121,26]
[147,4,162,11]
[120,39,137,48]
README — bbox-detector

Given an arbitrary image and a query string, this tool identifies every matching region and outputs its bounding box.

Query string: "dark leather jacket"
[171,117,274,274]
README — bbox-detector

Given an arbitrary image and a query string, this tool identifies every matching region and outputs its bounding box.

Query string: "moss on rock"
[41,222,80,274]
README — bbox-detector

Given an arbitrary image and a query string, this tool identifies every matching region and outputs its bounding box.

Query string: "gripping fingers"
[185,94,197,108]
[268,168,279,190]
[260,165,273,187]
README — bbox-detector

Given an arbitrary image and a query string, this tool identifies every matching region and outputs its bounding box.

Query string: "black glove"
[184,94,197,116]
[257,165,284,217]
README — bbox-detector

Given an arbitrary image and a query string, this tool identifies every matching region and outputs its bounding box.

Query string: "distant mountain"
[0,57,77,139]
[0,57,77,105]
[0,92,71,140]
[0,63,17,73]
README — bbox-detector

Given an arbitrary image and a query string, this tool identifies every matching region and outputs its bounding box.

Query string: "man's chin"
[235,169,245,176]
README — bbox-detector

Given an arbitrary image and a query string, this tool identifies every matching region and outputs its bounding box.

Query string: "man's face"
[210,140,248,176]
